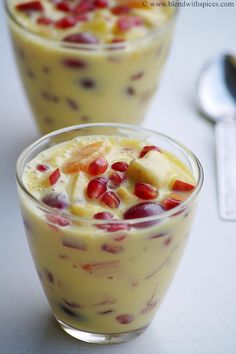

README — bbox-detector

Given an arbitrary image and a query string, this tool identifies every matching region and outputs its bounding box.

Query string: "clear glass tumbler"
[16,123,203,344]
[6,1,177,134]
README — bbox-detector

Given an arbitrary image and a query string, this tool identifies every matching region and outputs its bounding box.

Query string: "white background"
[0,2,236,354]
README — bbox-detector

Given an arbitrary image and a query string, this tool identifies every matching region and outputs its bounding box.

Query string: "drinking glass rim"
[5,0,178,51]
[16,123,204,225]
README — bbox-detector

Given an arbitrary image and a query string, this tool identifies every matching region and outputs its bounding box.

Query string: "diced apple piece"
[127,151,174,188]
[116,186,138,202]
[70,204,103,217]
[66,172,89,203]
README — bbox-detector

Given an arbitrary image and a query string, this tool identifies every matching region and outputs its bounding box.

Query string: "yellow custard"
[19,135,197,335]
[7,0,176,133]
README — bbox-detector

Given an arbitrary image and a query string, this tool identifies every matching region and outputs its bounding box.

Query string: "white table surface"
[1,2,236,354]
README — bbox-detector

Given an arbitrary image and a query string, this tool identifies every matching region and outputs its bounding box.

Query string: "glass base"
[57,318,147,344]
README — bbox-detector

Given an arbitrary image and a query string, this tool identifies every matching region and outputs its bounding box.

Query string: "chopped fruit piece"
[95,0,108,8]
[96,222,129,232]
[37,164,49,172]
[56,1,71,12]
[63,32,99,44]
[88,157,108,176]
[62,237,87,250]
[140,300,158,314]
[116,16,143,32]
[162,197,181,211]
[37,16,53,25]
[46,213,70,226]
[134,182,158,200]
[111,161,129,172]
[116,185,137,202]
[73,0,95,13]
[100,191,120,208]
[15,1,44,12]
[63,58,87,69]
[63,141,111,174]
[55,17,76,29]
[94,212,114,220]
[124,202,163,219]
[139,145,161,158]
[111,5,131,15]
[49,168,61,185]
[71,204,102,217]
[172,179,195,192]
[110,171,126,186]
[81,261,119,275]
[42,193,69,209]
[116,314,134,324]
[87,177,108,199]
[127,150,173,188]
[102,244,124,254]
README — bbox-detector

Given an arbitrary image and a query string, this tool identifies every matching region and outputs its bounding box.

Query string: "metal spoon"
[196,54,236,220]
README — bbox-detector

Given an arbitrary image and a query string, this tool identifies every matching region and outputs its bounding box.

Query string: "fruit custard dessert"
[6,0,176,134]
[19,132,199,342]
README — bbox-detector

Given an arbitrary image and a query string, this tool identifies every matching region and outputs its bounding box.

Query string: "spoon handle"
[215,118,236,220]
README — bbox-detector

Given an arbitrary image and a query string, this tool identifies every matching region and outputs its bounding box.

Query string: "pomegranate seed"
[46,213,70,226]
[95,0,108,8]
[135,182,158,200]
[82,261,119,274]
[63,32,99,44]
[140,300,158,314]
[162,197,181,211]
[56,1,71,12]
[63,58,87,69]
[111,161,129,172]
[88,157,108,176]
[116,314,134,324]
[37,16,53,25]
[110,171,126,186]
[73,0,95,13]
[55,17,76,29]
[74,14,88,22]
[172,179,195,192]
[117,16,143,32]
[42,193,69,209]
[36,164,49,172]
[111,5,131,15]
[49,168,60,185]
[106,223,129,232]
[15,1,44,12]
[139,145,161,158]
[100,191,120,208]
[101,244,124,254]
[94,212,114,220]
[131,71,144,80]
[87,177,108,199]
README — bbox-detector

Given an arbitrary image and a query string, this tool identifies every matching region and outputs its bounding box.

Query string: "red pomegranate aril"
[63,32,99,44]
[74,14,88,22]
[111,5,131,15]
[55,17,76,29]
[16,1,44,12]
[94,212,114,220]
[139,145,161,158]
[37,164,49,172]
[49,168,61,185]
[172,179,195,192]
[110,171,126,186]
[101,244,123,254]
[95,0,108,8]
[88,157,108,176]
[100,191,120,208]
[111,161,129,172]
[56,1,71,12]
[117,16,143,32]
[87,177,107,199]
[106,223,129,232]
[42,193,69,209]
[46,213,70,227]
[135,182,158,200]
[73,1,95,14]
[116,314,134,324]
[162,197,181,211]
[63,58,87,69]
[37,16,53,25]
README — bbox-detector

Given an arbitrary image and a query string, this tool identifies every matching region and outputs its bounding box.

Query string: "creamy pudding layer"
[20,135,196,334]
